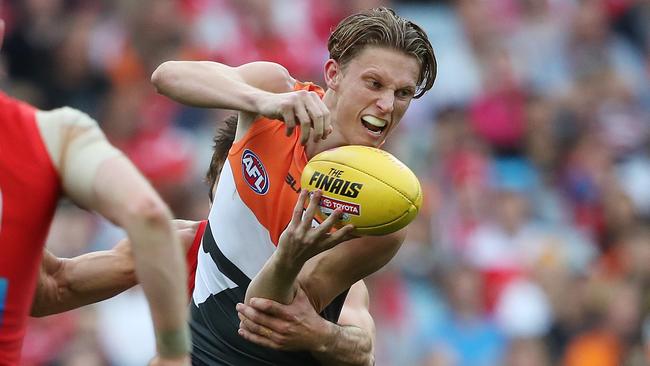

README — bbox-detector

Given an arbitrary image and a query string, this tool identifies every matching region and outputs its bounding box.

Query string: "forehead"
[345,46,420,87]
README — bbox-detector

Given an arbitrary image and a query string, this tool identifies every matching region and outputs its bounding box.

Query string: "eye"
[396,89,414,99]
[366,79,382,90]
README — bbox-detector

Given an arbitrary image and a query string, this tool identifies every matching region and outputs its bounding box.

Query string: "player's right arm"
[37,107,190,363]
[31,220,200,317]
[151,61,330,144]
[32,242,136,317]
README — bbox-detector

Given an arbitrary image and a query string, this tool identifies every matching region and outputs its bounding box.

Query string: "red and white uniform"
[186,220,208,297]
[0,92,61,365]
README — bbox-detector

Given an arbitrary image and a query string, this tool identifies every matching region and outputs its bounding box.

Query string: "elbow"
[151,61,180,95]
[124,195,172,229]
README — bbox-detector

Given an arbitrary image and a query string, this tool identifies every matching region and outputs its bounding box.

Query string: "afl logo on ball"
[241,149,269,195]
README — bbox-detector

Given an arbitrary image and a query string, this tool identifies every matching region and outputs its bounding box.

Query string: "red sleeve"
[186,220,208,298]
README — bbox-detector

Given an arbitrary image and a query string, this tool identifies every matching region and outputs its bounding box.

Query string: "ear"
[324,59,341,91]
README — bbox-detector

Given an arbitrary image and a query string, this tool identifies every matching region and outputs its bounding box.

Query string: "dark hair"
[206,115,237,201]
[327,7,436,98]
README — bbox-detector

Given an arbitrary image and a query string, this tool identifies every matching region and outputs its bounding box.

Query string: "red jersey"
[185,220,207,297]
[0,92,61,364]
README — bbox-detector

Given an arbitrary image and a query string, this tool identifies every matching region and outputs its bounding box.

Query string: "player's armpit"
[298,228,406,314]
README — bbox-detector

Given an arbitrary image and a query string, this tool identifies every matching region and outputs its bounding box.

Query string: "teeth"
[361,115,387,128]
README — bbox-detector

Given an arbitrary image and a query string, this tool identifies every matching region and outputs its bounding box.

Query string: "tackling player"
[0,20,190,366]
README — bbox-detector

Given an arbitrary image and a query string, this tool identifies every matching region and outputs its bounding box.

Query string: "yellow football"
[300,145,422,236]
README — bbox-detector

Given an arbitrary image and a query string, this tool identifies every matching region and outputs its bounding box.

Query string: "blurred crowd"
[2,0,650,365]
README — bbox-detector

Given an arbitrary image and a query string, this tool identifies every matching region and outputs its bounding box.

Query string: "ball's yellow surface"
[301,145,422,236]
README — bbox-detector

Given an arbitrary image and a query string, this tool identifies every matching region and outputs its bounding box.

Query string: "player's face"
[326,46,420,148]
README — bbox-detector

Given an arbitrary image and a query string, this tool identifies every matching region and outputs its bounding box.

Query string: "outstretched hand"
[277,190,357,266]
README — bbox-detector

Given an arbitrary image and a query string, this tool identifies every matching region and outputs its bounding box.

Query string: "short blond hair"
[328,7,437,98]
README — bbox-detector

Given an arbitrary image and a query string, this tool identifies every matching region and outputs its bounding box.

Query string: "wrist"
[274,247,305,275]
[248,89,272,115]
[156,325,191,358]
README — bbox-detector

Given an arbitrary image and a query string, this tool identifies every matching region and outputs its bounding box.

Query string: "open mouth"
[361,115,388,135]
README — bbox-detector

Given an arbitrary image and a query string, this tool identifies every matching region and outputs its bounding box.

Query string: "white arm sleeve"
[36,107,123,208]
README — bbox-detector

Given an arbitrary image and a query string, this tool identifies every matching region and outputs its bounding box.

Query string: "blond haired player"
[0,19,190,366]
[152,7,436,365]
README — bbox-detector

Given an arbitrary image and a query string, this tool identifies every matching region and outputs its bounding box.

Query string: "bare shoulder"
[35,107,104,169]
[36,106,99,130]
[235,61,295,94]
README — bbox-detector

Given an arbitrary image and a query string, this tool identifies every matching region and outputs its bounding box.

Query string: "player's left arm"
[31,220,199,317]
[298,229,404,313]
[238,281,375,366]
[314,280,375,366]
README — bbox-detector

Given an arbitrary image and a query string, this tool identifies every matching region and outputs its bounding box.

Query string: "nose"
[376,91,394,114]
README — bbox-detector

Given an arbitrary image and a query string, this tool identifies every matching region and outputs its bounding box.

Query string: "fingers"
[293,190,354,246]
[300,190,322,231]
[290,190,309,228]
[238,326,282,350]
[319,95,332,140]
[286,91,330,144]
[312,208,343,237]
[304,94,324,142]
[282,109,297,137]
[236,301,287,325]
[237,310,289,350]
[295,101,311,145]
[247,297,288,318]
[325,224,357,246]
[238,311,277,336]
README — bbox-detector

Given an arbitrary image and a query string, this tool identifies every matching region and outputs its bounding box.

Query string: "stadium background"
[2,0,650,365]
